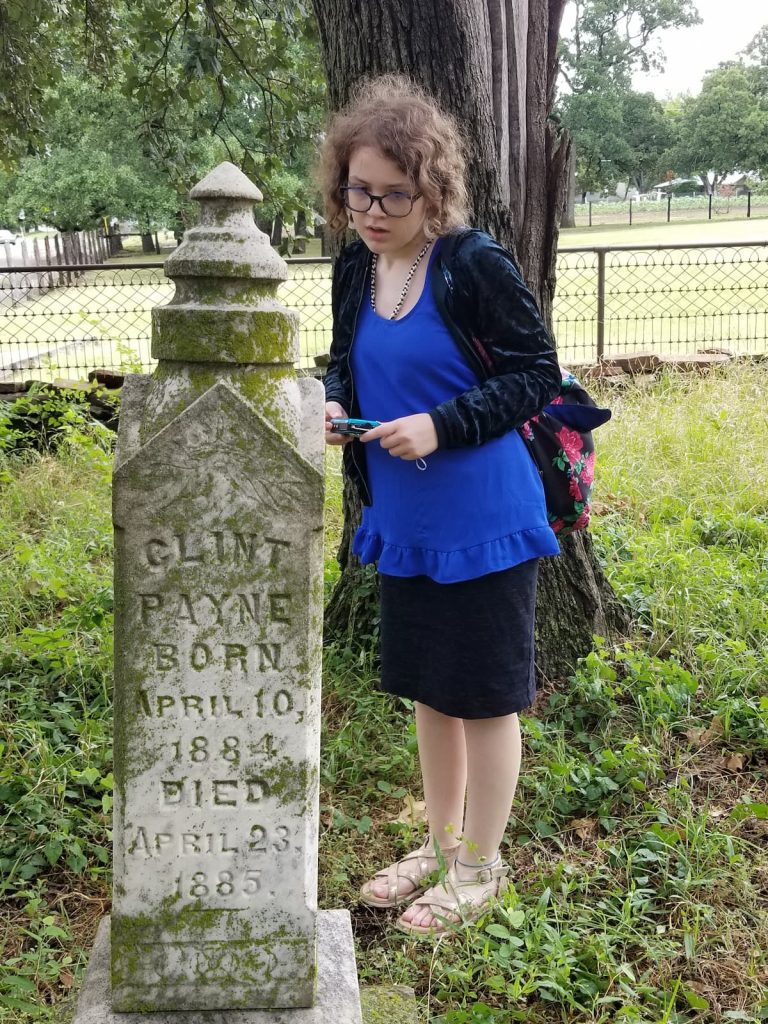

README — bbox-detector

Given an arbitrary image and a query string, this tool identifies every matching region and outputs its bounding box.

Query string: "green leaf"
[44,839,63,865]
[682,989,710,1010]
[730,802,768,821]
[0,977,37,993]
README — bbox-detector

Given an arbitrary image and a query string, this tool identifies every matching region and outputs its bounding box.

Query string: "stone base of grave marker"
[71,912,362,1024]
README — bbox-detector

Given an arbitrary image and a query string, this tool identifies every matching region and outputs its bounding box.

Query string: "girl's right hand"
[325,401,352,445]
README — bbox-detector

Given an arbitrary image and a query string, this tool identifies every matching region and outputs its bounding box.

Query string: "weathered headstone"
[72,163,362,1023]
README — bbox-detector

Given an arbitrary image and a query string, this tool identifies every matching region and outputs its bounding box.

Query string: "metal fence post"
[667,194,672,222]
[596,249,606,362]
[708,194,713,220]
[629,199,633,226]
[589,202,592,228]
[747,191,752,219]
[44,236,52,289]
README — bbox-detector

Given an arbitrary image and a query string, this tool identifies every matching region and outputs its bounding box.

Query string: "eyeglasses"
[340,186,422,218]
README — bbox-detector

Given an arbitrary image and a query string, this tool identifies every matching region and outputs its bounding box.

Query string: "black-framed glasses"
[340,186,422,218]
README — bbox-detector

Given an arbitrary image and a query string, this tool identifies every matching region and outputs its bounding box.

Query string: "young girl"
[320,76,561,936]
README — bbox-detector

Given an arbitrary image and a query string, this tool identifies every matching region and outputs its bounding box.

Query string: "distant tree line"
[559,9,768,208]
[0,1,324,246]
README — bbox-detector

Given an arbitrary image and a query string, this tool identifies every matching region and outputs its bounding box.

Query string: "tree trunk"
[271,214,284,247]
[294,210,307,254]
[562,144,577,228]
[313,0,630,679]
[256,214,273,236]
[109,228,124,254]
[323,472,379,637]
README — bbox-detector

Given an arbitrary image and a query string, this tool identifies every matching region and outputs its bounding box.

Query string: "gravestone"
[72,163,362,1023]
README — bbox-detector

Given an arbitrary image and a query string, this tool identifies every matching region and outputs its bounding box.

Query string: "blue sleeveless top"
[351,243,559,583]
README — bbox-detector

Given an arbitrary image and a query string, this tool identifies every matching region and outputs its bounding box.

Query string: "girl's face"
[345,146,428,259]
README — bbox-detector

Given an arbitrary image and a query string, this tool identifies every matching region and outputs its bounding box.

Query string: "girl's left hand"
[361,414,438,460]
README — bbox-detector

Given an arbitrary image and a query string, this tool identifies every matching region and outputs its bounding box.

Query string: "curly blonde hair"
[319,75,469,239]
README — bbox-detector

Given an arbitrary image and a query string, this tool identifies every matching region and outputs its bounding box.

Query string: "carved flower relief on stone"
[119,392,312,517]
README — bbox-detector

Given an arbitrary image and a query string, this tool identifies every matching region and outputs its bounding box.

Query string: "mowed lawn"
[1,219,767,379]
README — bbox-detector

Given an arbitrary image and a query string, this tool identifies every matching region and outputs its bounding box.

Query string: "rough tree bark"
[562,145,577,229]
[313,0,630,680]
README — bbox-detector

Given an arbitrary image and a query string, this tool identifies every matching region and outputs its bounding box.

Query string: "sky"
[631,0,767,98]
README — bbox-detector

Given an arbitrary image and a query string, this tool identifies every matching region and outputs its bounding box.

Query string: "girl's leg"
[415,701,467,849]
[460,712,522,863]
[400,712,522,928]
[369,701,466,900]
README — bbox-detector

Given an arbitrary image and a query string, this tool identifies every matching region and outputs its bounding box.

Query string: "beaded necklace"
[370,239,433,320]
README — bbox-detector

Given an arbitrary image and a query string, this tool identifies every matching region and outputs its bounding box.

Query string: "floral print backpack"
[518,372,612,537]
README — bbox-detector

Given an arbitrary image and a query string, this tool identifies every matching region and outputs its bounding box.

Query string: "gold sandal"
[395,859,510,935]
[359,843,460,909]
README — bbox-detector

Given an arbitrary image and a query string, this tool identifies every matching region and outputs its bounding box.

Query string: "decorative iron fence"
[1,242,767,381]
[555,242,768,364]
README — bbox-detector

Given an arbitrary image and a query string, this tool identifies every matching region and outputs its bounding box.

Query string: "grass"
[2,222,767,381]
[562,217,768,249]
[0,435,114,1020]
[1,363,767,1022]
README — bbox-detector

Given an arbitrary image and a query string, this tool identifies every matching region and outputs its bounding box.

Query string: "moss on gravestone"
[360,985,420,1024]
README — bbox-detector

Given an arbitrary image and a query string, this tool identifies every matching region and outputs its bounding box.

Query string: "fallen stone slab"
[607,352,664,374]
[582,362,627,380]
[660,353,733,372]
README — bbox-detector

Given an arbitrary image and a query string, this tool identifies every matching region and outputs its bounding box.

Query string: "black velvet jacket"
[324,227,561,505]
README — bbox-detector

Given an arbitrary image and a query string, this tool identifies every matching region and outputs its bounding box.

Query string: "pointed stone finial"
[190,161,263,202]
[143,162,301,441]
[163,161,285,284]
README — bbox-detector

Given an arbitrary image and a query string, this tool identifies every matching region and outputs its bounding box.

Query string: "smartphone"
[329,417,381,437]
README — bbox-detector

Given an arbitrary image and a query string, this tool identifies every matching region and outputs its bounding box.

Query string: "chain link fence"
[2,242,767,381]
[575,194,768,227]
